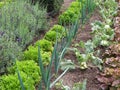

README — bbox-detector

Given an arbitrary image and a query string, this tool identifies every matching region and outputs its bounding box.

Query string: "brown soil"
[60,10,103,90]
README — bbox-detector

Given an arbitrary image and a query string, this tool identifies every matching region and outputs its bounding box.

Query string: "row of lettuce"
[0,0,88,90]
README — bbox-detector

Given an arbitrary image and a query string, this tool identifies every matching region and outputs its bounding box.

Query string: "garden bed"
[0,0,119,90]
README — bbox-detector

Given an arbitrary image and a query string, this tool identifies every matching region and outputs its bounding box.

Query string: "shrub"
[35,39,53,52]
[0,0,48,48]
[24,45,51,66]
[8,60,41,84]
[44,30,61,43]
[0,33,22,73]
[0,72,35,90]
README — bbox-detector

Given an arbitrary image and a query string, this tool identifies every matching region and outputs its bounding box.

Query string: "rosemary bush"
[0,33,22,73]
[0,0,48,73]
[0,0,48,47]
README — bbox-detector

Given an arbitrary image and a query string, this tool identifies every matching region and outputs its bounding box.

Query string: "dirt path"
[61,0,75,12]
[61,10,103,90]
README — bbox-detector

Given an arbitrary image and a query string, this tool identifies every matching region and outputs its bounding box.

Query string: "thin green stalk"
[50,68,69,88]
[82,79,87,90]
[17,70,25,90]
[38,46,47,87]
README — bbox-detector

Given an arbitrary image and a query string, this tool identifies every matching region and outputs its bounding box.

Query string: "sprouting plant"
[73,79,87,90]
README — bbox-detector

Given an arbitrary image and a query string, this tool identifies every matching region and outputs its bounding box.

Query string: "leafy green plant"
[44,30,61,44]
[0,0,48,48]
[91,21,115,47]
[69,1,82,9]
[73,79,87,90]
[50,24,67,36]
[58,1,82,24]
[24,45,51,66]
[72,39,103,70]
[59,10,79,24]
[24,45,38,61]
[35,39,53,52]
[8,60,41,84]
[0,72,35,90]
[95,0,117,21]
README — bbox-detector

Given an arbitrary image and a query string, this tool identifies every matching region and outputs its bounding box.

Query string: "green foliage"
[24,46,38,62]
[76,0,86,3]
[41,51,51,66]
[70,1,81,9]
[0,2,4,8]
[44,30,61,43]
[60,59,75,71]
[0,0,48,47]
[0,0,13,8]
[95,0,117,20]
[35,39,53,52]
[24,45,51,66]
[50,24,66,34]
[38,12,81,89]
[0,33,22,73]
[8,60,41,84]
[55,80,70,90]
[0,72,35,90]
[58,1,81,24]
[73,79,87,90]
[73,40,103,70]
[91,21,115,47]
[59,10,79,24]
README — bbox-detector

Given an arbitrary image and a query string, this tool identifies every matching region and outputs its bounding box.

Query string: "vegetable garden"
[0,0,119,90]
